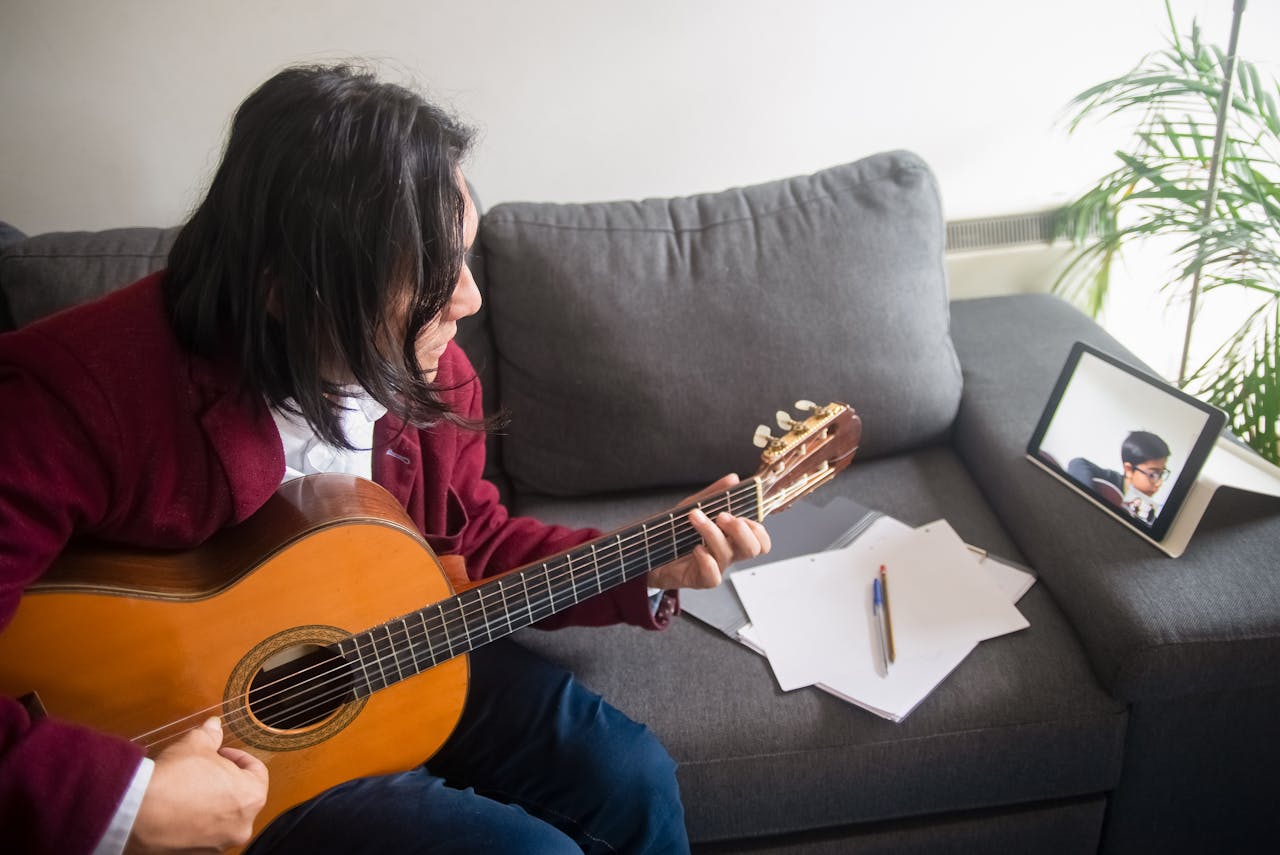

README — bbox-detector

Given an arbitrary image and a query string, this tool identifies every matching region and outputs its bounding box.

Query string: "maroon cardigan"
[0,273,666,854]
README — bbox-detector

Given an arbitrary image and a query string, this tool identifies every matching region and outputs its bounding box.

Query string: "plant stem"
[1179,0,1248,386]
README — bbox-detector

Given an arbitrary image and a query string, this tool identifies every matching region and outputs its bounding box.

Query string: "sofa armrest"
[948,294,1280,703]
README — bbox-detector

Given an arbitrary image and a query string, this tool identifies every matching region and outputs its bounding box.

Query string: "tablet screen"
[1026,342,1225,543]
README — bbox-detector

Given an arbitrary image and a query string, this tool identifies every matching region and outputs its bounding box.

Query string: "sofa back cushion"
[0,227,177,330]
[479,150,962,497]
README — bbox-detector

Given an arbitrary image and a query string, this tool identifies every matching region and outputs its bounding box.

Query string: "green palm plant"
[1055,0,1280,464]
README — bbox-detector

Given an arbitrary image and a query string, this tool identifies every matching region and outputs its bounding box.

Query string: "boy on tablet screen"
[1068,431,1173,525]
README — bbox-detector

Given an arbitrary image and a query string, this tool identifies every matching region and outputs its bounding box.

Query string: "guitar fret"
[479,596,494,644]
[380,625,400,683]
[398,619,419,676]
[338,637,373,699]
[615,532,631,581]
[538,570,552,621]
[368,630,392,692]
[667,512,679,567]
[381,628,400,687]
[361,633,382,694]
[606,535,619,584]
[417,611,438,667]
[460,591,481,650]
[597,539,612,585]
[520,573,534,626]
[393,624,413,681]
[544,567,557,618]
[352,632,376,693]
[650,517,665,569]
[617,534,631,584]
[498,579,513,636]
[353,632,384,694]
[479,588,494,643]
[438,602,455,660]
[590,545,602,594]
[457,592,478,652]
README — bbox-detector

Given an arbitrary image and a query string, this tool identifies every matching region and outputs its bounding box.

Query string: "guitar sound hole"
[247,643,354,731]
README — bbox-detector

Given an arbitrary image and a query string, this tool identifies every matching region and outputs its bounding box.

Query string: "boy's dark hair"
[165,63,476,448]
[1121,430,1171,466]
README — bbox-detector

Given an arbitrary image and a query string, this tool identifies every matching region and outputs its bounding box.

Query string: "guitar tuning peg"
[776,410,800,431]
[753,424,775,448]
[795,399,817,412]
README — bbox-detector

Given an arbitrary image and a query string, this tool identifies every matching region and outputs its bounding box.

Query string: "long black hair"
[166,63,476,449]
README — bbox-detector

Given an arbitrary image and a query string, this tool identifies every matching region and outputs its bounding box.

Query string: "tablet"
[1026,341,1226,545]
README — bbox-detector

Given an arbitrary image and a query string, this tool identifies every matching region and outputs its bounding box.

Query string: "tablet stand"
[1158,435,1280,557]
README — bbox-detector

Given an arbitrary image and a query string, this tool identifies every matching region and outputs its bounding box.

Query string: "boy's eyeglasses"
[1133,465,1173,482]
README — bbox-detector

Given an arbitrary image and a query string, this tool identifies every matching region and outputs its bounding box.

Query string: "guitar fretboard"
[335,479,762,697]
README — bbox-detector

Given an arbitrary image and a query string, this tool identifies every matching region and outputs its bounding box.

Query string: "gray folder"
[681,496,880,638]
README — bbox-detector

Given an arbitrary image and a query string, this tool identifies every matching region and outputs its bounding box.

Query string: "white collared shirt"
[272,390,388,483]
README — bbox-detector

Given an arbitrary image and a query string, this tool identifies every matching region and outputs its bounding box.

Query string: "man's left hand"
[645,474,771,591]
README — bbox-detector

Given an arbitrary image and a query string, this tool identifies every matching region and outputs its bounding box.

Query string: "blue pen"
[873,577,890,675]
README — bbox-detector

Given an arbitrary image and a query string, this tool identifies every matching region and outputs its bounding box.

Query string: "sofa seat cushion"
[513,447,1126,843]
[479,151,961,497]
[949,294,1280,703]
[691,797,1107,854]
[0,227,176,329]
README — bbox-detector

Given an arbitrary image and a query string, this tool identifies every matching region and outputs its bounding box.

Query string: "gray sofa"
[3,151,1278,853]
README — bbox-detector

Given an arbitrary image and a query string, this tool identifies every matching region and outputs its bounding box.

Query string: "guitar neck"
[335,479,764,697]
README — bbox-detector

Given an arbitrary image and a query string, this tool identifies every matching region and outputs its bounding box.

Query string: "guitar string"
[161,469,810,746]
[146,466,833,750]
[140,486,759,746]
[135,473,802,748]
[133,484,764,749]
[137,489,756,750]
[144,467,828,755]
[209,519,738,747]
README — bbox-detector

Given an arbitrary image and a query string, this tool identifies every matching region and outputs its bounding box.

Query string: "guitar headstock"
[752,401,861,516]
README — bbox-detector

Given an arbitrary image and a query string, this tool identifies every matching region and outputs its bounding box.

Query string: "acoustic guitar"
[0,400,860,851]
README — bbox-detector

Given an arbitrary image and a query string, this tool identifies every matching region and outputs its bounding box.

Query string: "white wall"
[2,0,1276,381]
[3,0,1275,234]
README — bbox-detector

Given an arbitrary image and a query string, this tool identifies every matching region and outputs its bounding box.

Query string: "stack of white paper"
[730,518,1033,722]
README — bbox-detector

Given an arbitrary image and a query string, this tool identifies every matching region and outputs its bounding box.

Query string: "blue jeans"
[247,640,689,854]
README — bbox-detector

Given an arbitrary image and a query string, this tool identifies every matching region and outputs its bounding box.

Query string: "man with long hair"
[0,64,768,854]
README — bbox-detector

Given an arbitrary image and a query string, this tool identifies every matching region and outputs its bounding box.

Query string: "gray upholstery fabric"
[1103,683,1280,853]
[516,447,1125,843]
[0,223,19,331]
[480,151,961,497]
[0,222,24,254]
[949,295,1280,702]
[0,227,176,328]
[692,797,1106,854]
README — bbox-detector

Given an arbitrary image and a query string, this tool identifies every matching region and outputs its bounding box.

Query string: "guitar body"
[0,476,468,849]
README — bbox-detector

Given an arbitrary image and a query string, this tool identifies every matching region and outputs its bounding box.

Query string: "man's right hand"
[125,717,269,854]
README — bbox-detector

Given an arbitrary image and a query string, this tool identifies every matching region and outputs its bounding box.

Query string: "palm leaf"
[1198,304,1280,463]
[1054,0,1280,464]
